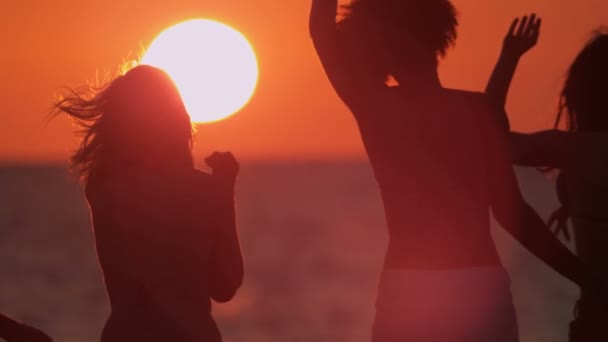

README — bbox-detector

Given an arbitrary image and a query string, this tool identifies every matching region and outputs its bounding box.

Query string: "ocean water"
[0,162,578,342]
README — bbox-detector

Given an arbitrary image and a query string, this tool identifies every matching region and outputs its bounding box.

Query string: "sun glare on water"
[142,19,259,123]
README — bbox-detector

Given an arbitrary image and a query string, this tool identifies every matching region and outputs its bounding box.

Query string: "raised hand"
[502,14,542,60]
[205,152,239,186]
[486,13,542,108]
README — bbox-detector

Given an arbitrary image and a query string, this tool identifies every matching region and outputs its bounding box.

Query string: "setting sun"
[141,19,259,123]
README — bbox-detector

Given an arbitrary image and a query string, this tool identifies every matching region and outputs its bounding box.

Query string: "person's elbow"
[210,274,243,303]
[210,262,244,303]
[211,288,238,303]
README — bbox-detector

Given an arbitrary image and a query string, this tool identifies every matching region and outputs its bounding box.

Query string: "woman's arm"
[205,153,244,303]
[485,113,599,290]
[481,15,540,137]
[0,313,52,342]
[509,130,608,173]
[508,130,568,167]
[486,14,541,111]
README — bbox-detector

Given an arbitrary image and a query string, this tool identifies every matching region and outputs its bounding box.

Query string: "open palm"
[503,14,542,59]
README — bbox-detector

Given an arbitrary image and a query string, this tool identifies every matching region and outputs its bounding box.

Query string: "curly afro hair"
[338,0,459,62]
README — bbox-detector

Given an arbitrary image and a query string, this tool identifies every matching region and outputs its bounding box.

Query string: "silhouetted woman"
[310,1,604,341]
[488,26,608,341]
[53,65,243,342]
[0,313,52,342]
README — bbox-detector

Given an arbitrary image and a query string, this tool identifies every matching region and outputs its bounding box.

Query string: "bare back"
[86,167,225,342]
[352,88,502,269]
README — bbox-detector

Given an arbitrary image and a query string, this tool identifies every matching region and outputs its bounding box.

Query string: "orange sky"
[0,0,606,163]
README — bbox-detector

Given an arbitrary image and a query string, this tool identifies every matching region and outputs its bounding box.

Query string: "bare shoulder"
[437,89,494,121]
[442,88,488,105]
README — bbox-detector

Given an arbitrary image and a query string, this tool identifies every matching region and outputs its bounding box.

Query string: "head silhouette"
[54,65,194,182]
[557,32,608,132]
[338,0,458,83]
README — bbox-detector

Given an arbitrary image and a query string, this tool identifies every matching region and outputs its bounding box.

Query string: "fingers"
[206,152,221,160]
[532,18,542,43]
[206,151,234,160]
[507,18,519,37]
[512,13,541,38]
[204,152,221,166]
[535,17,542,32]
[523,13,536,36]
[205,151,239,184]
[215,151,237,163]
[523,13,540,38]
[205,151,238,168]
[516,15,528,37]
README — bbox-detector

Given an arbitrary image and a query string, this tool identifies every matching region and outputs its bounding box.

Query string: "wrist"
[213,175,236,191]
[499,48,522,63]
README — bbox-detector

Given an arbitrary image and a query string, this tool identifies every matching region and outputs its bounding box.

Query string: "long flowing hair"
[555,32,608,133]
[53,65,194,183]
[550,31,608,232]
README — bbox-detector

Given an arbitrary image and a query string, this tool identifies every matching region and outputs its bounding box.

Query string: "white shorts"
[372,267,519,342]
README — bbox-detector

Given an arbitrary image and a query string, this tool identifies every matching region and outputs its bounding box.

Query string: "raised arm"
[310,0,345,93]
[310,0,337,41]
[309,0,381,108]
[484,111,600,291]
[486,14,541,121]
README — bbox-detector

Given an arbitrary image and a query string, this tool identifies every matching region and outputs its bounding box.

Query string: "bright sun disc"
[141,19,259,123]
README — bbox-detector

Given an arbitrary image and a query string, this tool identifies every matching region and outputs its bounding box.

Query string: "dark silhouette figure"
[0,313,52,342]
[310,1,602,340]
[487,22,608,341]
[53,65,243,342]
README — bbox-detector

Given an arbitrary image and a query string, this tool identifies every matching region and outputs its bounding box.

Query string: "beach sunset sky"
[1,0,606,162]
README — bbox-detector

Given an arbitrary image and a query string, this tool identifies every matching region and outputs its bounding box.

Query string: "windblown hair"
[555,31,608,132]
[551,31,608,232]
[337,0,458,77]
[53,65,194,183]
